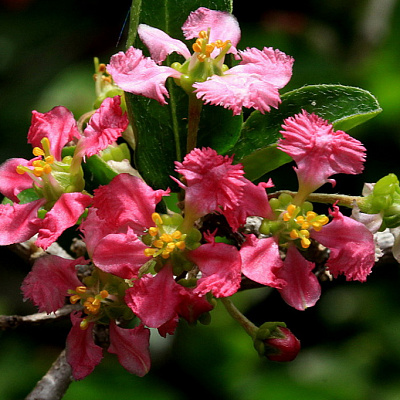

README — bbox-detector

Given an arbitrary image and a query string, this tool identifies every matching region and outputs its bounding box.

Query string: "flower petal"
[108,322,151,377]
[92,229,149,280]
[189,240,242,298]
[0,158,33,202]
[107,47,181,105]
[240,235,286,289]
[27,106,80,160]
[92,173,169,234]
[21,255,86,313]
[77,96,129,158]
[173,147,245,222]
[311,206,375,282]
[276,245,321,310]
[278,110,366,195]
[66,311,103,380]
[0,198,45,245]
[125,265,181,328]
[182,7,241,54]
[35,192,92,249]
[138,24,190,64]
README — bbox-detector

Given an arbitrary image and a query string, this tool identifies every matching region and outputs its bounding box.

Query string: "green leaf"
[125,0,239,190]
[230,84,382,181]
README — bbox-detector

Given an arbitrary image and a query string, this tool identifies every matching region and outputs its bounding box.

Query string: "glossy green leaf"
[230,84,382,181]
[125,0,238,190]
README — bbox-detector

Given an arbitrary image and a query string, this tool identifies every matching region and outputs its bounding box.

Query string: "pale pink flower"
[278,110,366,202]
[107,7,293,115]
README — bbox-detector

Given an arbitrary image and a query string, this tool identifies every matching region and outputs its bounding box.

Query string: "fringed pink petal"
[182,7,241,55]
[108,322,151,377]
[0,198,45,245]
[311,206,375,282]
[77,96,129,158]
[0,158,33,202]
[240,235,286,289]
[21,255,87,314]
[66,311,103,380]
[107,47,181,105]
[138,24,190,64]
[276,245,321,310]
[35,192,92,249]
[27,106,80,160]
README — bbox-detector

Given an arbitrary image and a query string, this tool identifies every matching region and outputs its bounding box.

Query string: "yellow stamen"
[76,286,87,294]
[70,295,81,304]
[16,165,26,174]
[43,164,52,174]
[33,147,45,157]
[149,227,158,236]
[45,155,54,164]
[99,290,109,299]
[159,233,173,243]
[144,248,157,257]
[80,318,89,330]
[161,251,171,259]
[152,213,163,225]
[192,42,202,53]
[171,231,182,240]
[199,30,208,39]
[33,167,44,177]
[153,240,164,249]
[176,241,186,250]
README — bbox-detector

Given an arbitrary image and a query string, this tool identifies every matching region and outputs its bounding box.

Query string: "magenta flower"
[240,204,375,310]
[107,7,293,115]
[278,110,366,204]
[173,147,274,230]
[21,254,151,380]
[0,96,128,249]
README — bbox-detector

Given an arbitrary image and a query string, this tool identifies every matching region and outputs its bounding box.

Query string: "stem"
[186,94,203,153]
[220,297,258,339]
[270,190,365,208]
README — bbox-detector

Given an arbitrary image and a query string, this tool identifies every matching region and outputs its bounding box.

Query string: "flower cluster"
[0,6,383,383]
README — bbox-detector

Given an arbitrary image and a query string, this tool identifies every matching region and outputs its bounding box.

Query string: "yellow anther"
[32,160,43,167]
[159,233,173,243]
[205,43,215,54]
[100,290,109,299]
[16,165,26,174]
[153,240,164,249]
[176,241,186,250]
[306,211,317,220]
[301,237,311,248]
[144,248,157,257]
[199,30,208,39]
[92,298,101,306]
[45,155,54,164]
[33,147,45,157]
[161,251,171,259]
[289,229,299,240]
[166,243,176,251]
[152,213,163,225]
[197,54,207,62]
[192,42,202,53]
[43,164,52,174]
[149,227,159,236]
[33,167,44,177]
[76,286,87,294]
[70,294,81,304]
[171,230,182,240]
[80,318,89,330]
[99,63,107,72]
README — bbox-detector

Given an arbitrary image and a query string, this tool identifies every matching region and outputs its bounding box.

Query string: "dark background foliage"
[1,0,400,399]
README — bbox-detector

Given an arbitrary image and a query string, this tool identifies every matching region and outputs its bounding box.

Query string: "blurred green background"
[1,0,400,399]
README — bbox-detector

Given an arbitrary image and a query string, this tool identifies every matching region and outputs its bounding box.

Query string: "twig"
[0,304,79,330]
[25,349,73,400]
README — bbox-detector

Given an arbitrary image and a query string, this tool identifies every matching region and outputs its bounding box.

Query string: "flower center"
[144,213,186,259]
[192,29,231,62]
[283,204,329,248]
[16,137,55,178]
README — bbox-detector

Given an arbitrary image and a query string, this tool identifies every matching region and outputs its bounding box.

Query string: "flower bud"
[254,323,300,362]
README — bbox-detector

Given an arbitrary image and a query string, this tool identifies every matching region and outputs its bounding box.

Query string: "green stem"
[270,190,365,208]
[186,94,203,153]
[220,297,258,339]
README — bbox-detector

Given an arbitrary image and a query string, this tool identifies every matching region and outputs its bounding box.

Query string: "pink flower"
[278,110,366,203]
[21,254,151,380]
[107,7,293,115]
[240,205,375,310]
[173,147,274,229]
[67,312,150,380]
[0,96,128,249]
